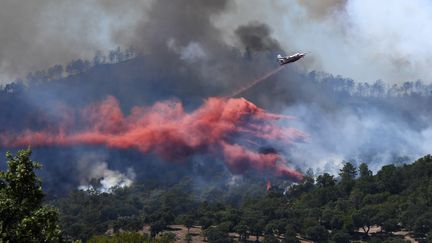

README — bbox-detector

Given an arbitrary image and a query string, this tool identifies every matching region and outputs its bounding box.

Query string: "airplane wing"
[277,54,287,61]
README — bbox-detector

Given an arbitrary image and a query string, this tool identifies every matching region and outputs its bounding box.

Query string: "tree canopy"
[0,149,62,242]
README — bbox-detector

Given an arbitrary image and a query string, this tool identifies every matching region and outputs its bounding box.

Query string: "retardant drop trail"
[229,66,284,98]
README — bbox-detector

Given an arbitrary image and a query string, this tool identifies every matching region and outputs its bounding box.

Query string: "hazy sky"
[0,0,431,84]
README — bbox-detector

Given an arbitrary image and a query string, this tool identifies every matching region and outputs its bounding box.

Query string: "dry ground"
[142,224,313,242]
[358,225,418,243]
[138,224,417,242]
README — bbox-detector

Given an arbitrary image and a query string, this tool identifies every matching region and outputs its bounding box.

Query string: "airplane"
[277,52,307,65]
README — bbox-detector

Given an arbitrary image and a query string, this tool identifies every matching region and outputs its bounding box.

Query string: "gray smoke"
[1,0,432,192]
[235,22,281,53]
[3,0,432,84]
[0,0,150,82]
[283,101,432,174]
[2,0,431,85]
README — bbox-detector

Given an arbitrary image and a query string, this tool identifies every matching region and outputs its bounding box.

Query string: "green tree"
[357,163,377,194]
[322,209,343,230]
[376,165,400,193]
[243,209,265,241]
[283,225,300,243]
[262,233,278,243]
[88,231,148,243]
[156,232,176,243]
[316,173,336,188]
[374,204,400,233]
[339,162,357,194]
[413,213,432,238]
[382,238,410,243]
[284,224,297,240]
[150,220,167,238]
[427,231,432,243]
[0,149,62,242]
[359,163,372,178]
[204,226,232,243]
[340,162,357,181]
[234,222,249,241]
[305,225,329,242]
[352,206,378,234]
[331,230,350,243]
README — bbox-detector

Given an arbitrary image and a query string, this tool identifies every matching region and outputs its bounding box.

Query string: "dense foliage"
[54,155,432,242]
[0,149,62,242]
[54,176,265,241]
[1,147,431,242]
[88,231,175,243]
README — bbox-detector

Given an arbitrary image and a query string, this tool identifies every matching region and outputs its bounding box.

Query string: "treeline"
[3,46,138,85]
[3,71,432,100]
[54,155,432,242]
[309,71,432,97]
[1,50,432,99]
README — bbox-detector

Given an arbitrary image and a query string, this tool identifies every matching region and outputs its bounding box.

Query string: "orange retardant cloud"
[0,96,306,181]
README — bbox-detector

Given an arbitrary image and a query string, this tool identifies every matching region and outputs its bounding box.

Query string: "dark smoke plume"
[235,22,281,53]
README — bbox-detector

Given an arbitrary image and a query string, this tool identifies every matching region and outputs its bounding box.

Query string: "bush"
[305,225,329,242]
[332,231,351,243]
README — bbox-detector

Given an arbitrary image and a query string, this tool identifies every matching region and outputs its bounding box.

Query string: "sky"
[1,0,432,84]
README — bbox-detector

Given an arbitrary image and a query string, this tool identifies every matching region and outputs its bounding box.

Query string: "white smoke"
[77,154,136,193]
[167,39,207,63]
[340,0,432,83]
[283,102,432,174]
[226,175,244,187]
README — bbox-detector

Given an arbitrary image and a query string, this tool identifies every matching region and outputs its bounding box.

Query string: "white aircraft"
[277,52,307,65]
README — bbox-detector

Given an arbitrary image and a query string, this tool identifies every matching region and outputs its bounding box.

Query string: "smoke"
[0,96,305,181]
[0,0,149,82]
[2,0,432,84]
[2,0,432,192]
[342,0,432,82]
[282,96,432,174]
[295,0,347,19]
[229,66,284,97]
[76,153,135,192]
[0,0,305,191]
[214,0,432,83]
[234,22,281,53]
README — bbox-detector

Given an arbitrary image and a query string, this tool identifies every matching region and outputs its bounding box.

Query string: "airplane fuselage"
[277,53,306,65]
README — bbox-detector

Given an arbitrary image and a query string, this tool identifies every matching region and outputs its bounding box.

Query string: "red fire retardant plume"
[0,96,305,181]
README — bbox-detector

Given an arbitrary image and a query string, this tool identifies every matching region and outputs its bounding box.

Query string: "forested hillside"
[54,155,432,242]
